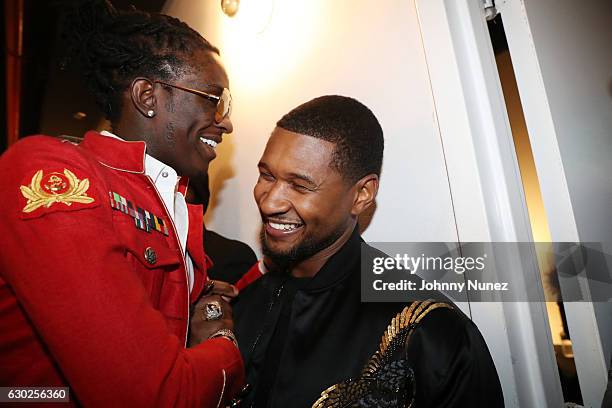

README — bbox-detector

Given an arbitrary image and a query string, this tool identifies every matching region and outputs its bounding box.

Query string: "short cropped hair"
[276,95,384,183]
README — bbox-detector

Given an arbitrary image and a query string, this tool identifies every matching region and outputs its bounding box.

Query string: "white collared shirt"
[101,130,195,292]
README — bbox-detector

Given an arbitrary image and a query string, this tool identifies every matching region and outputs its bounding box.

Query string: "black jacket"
[204,228,257,284]
[234,228,504,407]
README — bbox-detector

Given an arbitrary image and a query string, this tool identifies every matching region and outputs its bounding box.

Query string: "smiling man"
[0,2,243,407]
[233,95,504,407]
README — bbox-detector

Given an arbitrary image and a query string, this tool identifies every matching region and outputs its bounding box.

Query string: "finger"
[202,280,215,295]
[199,294,223,306]
[208,280,238,298]
[198,296,233,320]
[220,301,233,319]
[196,295,222,316]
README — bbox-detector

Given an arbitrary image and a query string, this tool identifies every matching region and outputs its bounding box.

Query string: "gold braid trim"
[312,300,454,408]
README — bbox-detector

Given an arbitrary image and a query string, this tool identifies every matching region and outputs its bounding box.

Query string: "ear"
[350,174,379,216]
[130,77,157,118]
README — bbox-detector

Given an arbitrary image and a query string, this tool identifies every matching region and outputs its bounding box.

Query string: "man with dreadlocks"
[0,1,244,406]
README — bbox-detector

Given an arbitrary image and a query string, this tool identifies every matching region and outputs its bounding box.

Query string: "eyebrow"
[287,172,318,187]
[201,83,225,93]
[258,162,319,187]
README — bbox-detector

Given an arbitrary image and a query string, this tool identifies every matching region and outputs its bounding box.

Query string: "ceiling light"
[221,0,239,17]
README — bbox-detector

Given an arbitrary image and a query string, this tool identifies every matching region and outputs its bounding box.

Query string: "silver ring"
[203,300,223,321]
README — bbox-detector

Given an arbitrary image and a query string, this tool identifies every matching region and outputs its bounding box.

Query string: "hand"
[203,279,239,302]
[188,294,234,347]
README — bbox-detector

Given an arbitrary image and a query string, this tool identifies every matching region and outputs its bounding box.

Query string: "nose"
[255,181,290,217]
[216,114,233,134]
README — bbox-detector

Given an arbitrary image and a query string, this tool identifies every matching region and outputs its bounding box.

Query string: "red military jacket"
[0,132,244,407]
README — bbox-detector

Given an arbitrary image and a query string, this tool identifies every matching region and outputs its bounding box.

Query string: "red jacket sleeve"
[0,137,244,407]
[235,261,266,292]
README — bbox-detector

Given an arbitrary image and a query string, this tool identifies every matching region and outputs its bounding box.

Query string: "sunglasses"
[154,80,232,123]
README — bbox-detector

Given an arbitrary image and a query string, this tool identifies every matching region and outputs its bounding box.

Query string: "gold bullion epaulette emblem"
[20,169,95,213]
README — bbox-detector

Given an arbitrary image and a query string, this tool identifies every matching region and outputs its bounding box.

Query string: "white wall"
[164,0,458,254]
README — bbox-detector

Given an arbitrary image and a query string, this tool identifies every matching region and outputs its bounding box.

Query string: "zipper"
[241,283,285,408]
[245,283,285,373]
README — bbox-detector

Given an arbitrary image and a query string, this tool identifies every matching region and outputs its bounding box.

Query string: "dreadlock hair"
[276,95,384,184]
[61,0,219,123]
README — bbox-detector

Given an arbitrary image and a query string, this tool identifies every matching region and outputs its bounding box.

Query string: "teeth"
[199,137,218,149]
[269,222,301,231]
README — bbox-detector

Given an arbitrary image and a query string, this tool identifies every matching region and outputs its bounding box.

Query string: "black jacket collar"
[305,225,362,292]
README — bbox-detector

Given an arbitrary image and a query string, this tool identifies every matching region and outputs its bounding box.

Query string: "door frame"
[414,0,566,406]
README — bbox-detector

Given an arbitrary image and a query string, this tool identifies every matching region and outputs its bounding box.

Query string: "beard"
[260,223,346,272]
